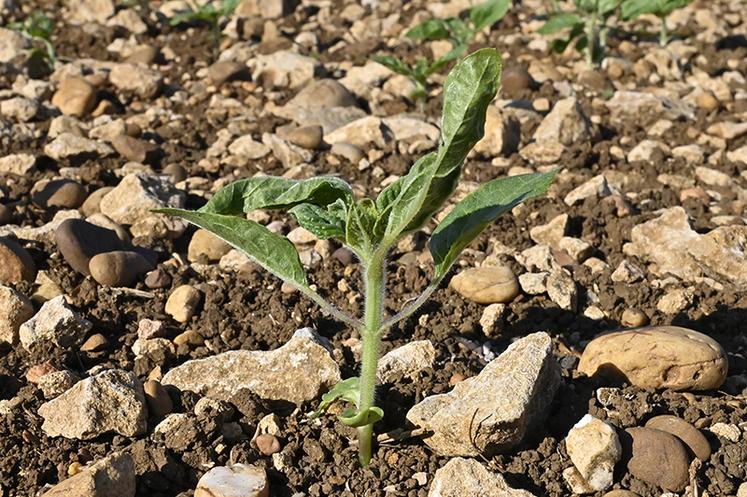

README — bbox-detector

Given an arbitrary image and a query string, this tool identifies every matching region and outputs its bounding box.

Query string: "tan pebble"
[80,333,108,352]
[603,491,641,497]
[624,427,689,492]
[449,373,466,385]
[645,415,711,460]
[621,308,648,328]
[450,265,519,304]
[67,461,83,476]
[255,434,281,456]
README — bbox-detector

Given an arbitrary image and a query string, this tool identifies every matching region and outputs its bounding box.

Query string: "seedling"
[373,0,511,101]
[539,0,621,67]
[621,0,691,46]
[169,0,240,48]
[158,49,556,466]
[9,10,56,67]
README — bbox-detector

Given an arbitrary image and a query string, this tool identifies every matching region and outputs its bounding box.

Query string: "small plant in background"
[9,10,56,68]
[539,0,621,67]
[169,0,240,48]
[158,49,556,466]
[621,0,691,46]
[373,0,511,101]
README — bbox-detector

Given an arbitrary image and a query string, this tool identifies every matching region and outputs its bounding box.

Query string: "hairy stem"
[357,255,385,466]
[659,16,669,46]
[585,12,597,67]
[295,284,362,331]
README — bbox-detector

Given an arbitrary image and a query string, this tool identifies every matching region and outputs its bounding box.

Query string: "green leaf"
[155,209,308,288]
[346,199,380,258]
[375,48,502,245]
[289,201,347,240]
[430,171,557,278]
[470,0,511,31]
[406,19,451,40]
[372,55,415,79]
[428,43,469,74]
[597,0,622,15]
[311,377,360,419]
[538,13,583,34]
[444,17,473,44]
[200,176,353,215]
[340,406,384,427]
[220,0,241,15]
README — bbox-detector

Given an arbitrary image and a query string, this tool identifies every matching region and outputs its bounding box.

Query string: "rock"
[533,97,591,146]
[645,415,711,460]
[656,288,692,314]
[529,214,568,246]
[227,135,271,160]
[0,96,39,122]
[0,153,36,175]
[188,229,232,262]
[67,0,115,24]
[41,452,135,497]
[143,379,172,419]
[578,326,727,390]
[165,285,202,323]
[109,63,163,99]
[479,303,505,336]
[407,332,560,456]
[38,369,147,439]
[330,142,364,163]
[695,166,731,187]
[707,121,747,140]
[99,173,185,226]
[623,206,747,286]
[123,45,157,64]
[52,77,97,117]
[55,219,127,275]
[286,125,323,150]
[605,91,692,123]
[80,187,114,216]
[708,422,741,442]
[80,333,108,352]
[109,8,148,34]
[162,328,340,405]
[428,457,536,497]
[377,340,436,383]
[726,145,747,165]
[249,51,319,90]
[324,116,389,149]
[611,260,645,283]
[38,370,79,399]
[0,27,29,62]
[255,433,282,456]
[261,132,312,168]
[473,106,520,157]
[282,78,357,110]
[208,60,249,86]
[546,268,577,311]
[501,66,533,96]
[564,175,616,206]
[0,286,34,345]
[31,179,87,209]
[620,308,648,328]
[44,133,114,161]
[195,464,268,497]
[19,295,92,351]
[564,415,621,493]
[624,427,689,492]
[111,135,159,164]
[602,491,641,497]
[450,265,520,304]
[89,251,153,287]
[628,140,662,162]
[0,237,37,283]
[518,272,548,295]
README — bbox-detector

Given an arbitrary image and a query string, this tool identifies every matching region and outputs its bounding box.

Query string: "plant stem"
[585,12,597,68]
[357,255,385,466]
[659,16,669,46]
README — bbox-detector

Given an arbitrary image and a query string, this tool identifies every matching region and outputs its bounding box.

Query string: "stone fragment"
[99,173,185,226]
[707,121,747,140]
[143,379,172,420]
[38,369,147,439]
[708,422,741,442]
[324,116,389,149]
[428,457,536,497]
[623,206,747,286]
[564,175,615,206]
[0,27,28,62]
[644,415,711,460]
[0,237,36,284]
[578,326,727,390]
[0,153,36,175]
[450,265,520,304]
[621,308,648,328]
[41,452,135,497]
[605,91,692,123]
[546,268,577,311]
[602,490,640,497]
[110,63,163,99]
[479,303,505,336]
[377,340,436,383]
[32,179,87,209]
[52,77,97,117]
[564,415,621,493]
[0,96,39,122]
[518,272,548,295]
[19,295,92,351]
[236,0,298,18]
[0,286,34,345]
[111,135,159,164]
[249,51,319,90]
[208,60,249,86]
[624,427,689,492]
[67,0,115,24]
[38,370,79,399]
[44,133,114,161]
[165,285,202,323]
[501,66,533,96]
[89,251,153,287]
[407,332,560,456]
[533,97,591,146]
[188,229,232,262]
[55,219,127,275]
[228,135,271,160]
[162,328,340,405]
[195,464,268,497]
[286,125,323,150]
[611,260,645,283]
[473,106,520,157]
[529,214,568,246]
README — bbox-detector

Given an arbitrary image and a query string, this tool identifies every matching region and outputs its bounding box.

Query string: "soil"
[1,0,747,496]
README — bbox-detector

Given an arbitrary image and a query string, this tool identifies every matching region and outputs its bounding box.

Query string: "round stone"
[31,179,87,209]
[51,77,97,117]
[144,268,172,289]
[195,464,268,497]
[287,125,323,150]
[254,434,281,455]
[0,237,37,284]
[144,379,172,420]
[578,326,728,390]
[80,333,108,352]
[55,219,128,275]
[623,427,690,492]
[165,285,202,323]
[644,415,711,461]
[80,187,115,217]
[330,142,364,163]
[188,229,232,262]
[620,308,648,328]
[602,491,641,497]
[501,66,532,96]
[89,251,154,287]
[162,164,188,183]
[0,204,11,225]
[450,265,520,304]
